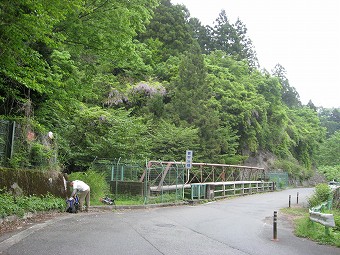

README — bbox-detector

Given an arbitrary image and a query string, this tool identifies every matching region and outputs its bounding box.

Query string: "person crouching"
[69,180,90,212]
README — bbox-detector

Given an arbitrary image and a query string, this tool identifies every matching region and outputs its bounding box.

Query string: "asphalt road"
[1,188,339,255]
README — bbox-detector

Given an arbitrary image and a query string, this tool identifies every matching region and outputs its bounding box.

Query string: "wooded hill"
[1,0,339,181]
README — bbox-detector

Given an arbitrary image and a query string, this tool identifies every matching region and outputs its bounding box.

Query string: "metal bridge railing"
[191,181,275,200]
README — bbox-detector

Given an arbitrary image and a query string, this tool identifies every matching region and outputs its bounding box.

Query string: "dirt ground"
[0,211,66,237]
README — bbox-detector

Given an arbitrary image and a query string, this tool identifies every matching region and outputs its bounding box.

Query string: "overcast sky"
[171,0,340,108]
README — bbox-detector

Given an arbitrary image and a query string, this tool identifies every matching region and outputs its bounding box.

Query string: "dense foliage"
[68,170,109,203]
[292,184,340,247]
[0,0,338,181]
[0,191,65,218]
[316,131,340,181]
[307,183,332,208]
[316,109,340,181]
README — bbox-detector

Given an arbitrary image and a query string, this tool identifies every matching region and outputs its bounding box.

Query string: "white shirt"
[72,180,90,192]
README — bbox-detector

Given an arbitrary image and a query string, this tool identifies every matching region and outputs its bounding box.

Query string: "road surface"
[0,188,339,255]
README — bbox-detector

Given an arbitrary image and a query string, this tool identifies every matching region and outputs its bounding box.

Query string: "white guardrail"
[309,186,339,231]
[309,209,335,228]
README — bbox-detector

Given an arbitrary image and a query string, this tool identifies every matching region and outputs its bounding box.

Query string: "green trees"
[0,0,81,115]
[57,106,151,170]
[316,108,340,181]
[318,108,340,137]
[174,44,240,163]
[190,10,258,68]
[139,0,193,61]
[0,0,334,180]
[272,64,301,108]
[149,120,199,161]
[317,131,340,181]
[287,107,325,170]
[188,18,212,54]
[205,51,264,154]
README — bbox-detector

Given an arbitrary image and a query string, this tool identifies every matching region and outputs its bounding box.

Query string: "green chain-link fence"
[91,159,187,204]
[266,171,289,189]
[145,162,186,204]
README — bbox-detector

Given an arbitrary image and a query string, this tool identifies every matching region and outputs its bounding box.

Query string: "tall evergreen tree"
[168,42,208,124]
[208,10,259,69]
[138,0,194,60]
[272,64,301,108]
[188,18,214,54]
[211,10,235,56]
[233,18,259,69]
[306,100,317,111]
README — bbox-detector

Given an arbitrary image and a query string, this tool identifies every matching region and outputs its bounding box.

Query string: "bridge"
[92,159,275,201]
[140,161,267,193]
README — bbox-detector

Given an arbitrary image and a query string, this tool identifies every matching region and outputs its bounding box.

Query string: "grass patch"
[0,191,66,218]
[294,217,340,247]
[114,194,145,205]
[281,206,340,247]
[147,193,184,204]
[96,193,186,206]
[281,206,308,217]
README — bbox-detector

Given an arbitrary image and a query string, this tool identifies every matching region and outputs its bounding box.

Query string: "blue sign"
[186,150,193,169]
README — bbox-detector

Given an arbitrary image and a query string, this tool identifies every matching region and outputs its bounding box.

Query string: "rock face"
[243,150,327,186]
[306,171,327,186]
[243,150,276,171]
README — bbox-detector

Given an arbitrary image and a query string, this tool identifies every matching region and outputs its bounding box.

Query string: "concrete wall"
[0,167,67,198]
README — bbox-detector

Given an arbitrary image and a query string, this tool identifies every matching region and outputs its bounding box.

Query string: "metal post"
[191,185,193,200]
[182,167,185,200]
[297,192,299,204]
[144,165,149,205]
[121,165,124,181]
[111,165,114,182]
[289,195,291,208]
[273,211,278,241]
[327,198,332,210]
[175,164,178,202]
[9,121,16,159]
[116,158,121,197]
[325,226,330,236]
[198,185,201,200]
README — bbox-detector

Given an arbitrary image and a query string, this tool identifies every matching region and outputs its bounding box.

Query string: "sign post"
[186,150,193,183]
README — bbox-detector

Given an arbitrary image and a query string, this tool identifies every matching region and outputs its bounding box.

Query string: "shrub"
[333,210,340,232]
[0,189,65,218]
[68,170,109,204]
[308,183,332,208]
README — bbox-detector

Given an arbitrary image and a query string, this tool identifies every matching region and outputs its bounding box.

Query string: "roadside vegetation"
[0,190,65,218]
[281,184,340,247]
[0,169,183,219]
[68,170,183,206]
[68,170,109,206]
[294,214,340,247]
